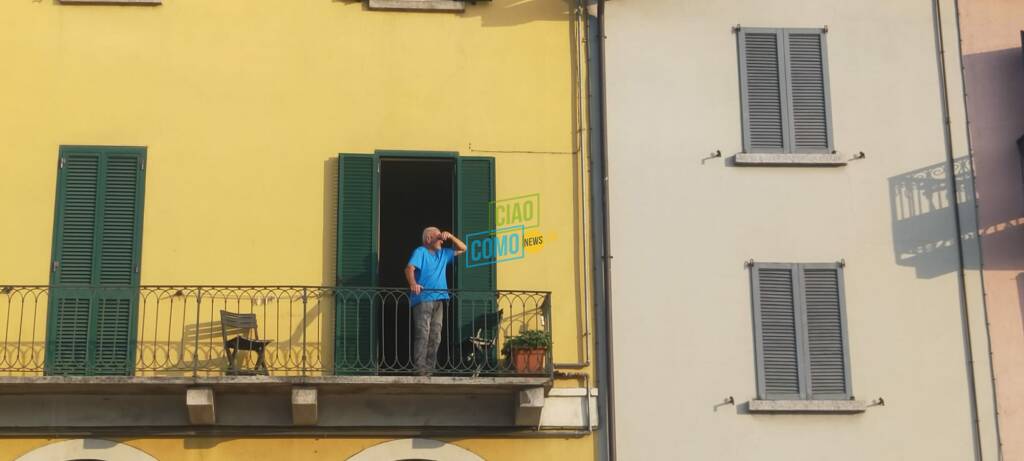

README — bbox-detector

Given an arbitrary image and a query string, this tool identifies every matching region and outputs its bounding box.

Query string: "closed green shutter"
[738,28,832,154]
[335,153,379,375]
[47,147,145,376]
[751,262,851,400]
[455,156,497,369]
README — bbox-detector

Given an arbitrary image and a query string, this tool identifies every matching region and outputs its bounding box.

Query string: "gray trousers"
[413,300,444,372]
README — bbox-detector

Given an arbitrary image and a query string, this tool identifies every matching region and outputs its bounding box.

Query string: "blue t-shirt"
[408,246,455,306]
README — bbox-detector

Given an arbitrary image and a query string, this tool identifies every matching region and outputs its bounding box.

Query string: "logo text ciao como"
[466,194,543,267]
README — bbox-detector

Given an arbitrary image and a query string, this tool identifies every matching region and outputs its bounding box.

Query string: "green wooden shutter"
[455,156,497,370]
[91,153,145,375]
[801,264,851,399]
[47,152,100,375]
[751,263,804,399]
[784,31,833,153]
[335,153,379,375]
[739,29,787,153]
[47,147,145,376]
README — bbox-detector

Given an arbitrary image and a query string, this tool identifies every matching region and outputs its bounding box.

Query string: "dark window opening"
[378,158,455,371]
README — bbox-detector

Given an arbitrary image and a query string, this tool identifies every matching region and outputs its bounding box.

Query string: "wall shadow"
[963,46,1024,272]
[334,0,572,25]
[325,157,339,287]
[460,0,572,27]
[323,158,339,372]
[889,156,977,279]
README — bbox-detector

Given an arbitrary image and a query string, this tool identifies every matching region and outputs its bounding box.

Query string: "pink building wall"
[960,1,1024,458]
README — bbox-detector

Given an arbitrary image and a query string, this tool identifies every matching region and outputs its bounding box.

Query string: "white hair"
[422,226,440,244]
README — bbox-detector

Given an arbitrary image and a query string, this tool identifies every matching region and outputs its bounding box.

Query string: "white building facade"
[600,1,1000,459]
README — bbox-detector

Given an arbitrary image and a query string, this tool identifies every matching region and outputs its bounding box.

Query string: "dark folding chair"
[220,310,273,376]
[463,310,503,377]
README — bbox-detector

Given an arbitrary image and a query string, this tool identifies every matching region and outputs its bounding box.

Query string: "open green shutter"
[335,153,379,374]
[455,156,497,369]
[47,152,100,375]
[91,153,145,375]
[47,147,144,376]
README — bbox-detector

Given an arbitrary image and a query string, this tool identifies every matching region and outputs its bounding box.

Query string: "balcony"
[0,286,552,391]
[0,287,596,430]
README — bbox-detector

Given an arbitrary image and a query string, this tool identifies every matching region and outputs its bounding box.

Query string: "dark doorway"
[378,158,455,371]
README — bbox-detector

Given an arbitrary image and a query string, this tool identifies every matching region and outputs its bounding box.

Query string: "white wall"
[604,0,996,459]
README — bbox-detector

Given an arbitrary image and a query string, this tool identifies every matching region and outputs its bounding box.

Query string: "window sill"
[59,0,160,3]
[367,0,466,11]
[748,399,867,413]
[734,153,847,166]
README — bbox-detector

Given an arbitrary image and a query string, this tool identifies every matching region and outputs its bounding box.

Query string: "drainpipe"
[554,371,593,435]
[950,0,1004,458]
[556,0,593,371]
[587,1,616,460]
[931,0,993,459]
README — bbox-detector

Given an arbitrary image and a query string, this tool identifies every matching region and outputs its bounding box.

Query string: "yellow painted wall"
[0,0,594,373]
[0,436,594,461]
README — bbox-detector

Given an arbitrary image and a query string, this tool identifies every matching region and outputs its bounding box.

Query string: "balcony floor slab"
[0,375,552,395]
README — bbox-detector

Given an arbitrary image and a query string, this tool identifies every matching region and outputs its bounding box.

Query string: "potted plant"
[502,330,552,374]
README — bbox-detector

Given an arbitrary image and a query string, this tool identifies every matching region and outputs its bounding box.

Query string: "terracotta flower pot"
[512,348,547,374]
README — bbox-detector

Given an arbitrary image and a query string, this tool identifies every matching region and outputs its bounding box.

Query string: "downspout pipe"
[931,0,992,459]
[950,0,1004,458]
[587,0,616,460]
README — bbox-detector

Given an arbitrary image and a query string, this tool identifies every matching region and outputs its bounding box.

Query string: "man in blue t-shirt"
[405,226,467,374]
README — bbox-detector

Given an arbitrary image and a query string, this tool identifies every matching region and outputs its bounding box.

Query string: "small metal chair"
[463,310,502,377]
[220,310,272,375]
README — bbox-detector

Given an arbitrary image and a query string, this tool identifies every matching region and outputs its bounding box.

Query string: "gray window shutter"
[752,262,851,400]
[751,263,805,399]
[739,29,788,152]
[784,31,833,153]
[738,28,833,154]
[800,264,851,399]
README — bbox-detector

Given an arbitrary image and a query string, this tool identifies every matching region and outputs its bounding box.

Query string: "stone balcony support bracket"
[291,387,319,426]
[186,387,216,425]
[514,386,546,426]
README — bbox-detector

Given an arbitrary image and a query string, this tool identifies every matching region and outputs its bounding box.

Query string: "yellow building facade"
[0,1,598,460]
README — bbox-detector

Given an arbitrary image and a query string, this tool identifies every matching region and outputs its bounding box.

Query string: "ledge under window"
[59,0,160,3]
[734,153,847,166]
[368,0,467,11]
[749,399,867,413]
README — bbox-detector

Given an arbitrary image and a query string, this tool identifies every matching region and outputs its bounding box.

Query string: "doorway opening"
[378,157,455,371]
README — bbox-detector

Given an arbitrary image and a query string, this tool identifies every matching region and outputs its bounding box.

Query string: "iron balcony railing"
[0,286,552,378]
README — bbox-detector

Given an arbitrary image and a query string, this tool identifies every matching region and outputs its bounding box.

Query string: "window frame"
[59,0,161,4]
[737,27,835,158]
[750,261,853,401]
[366,0,468,12]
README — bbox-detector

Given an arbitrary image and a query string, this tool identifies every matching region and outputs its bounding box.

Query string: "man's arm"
[442,231,467,256]
[405,264,422,294]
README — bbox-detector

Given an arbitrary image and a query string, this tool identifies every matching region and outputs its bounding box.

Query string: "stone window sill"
[60,0,161,4]
[734,153,847,166]
[368,0,466,11]
[748,399,867,413]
